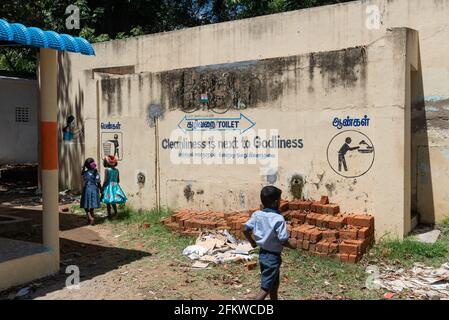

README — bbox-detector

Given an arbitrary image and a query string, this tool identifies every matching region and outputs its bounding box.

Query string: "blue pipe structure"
[0,19,95,56]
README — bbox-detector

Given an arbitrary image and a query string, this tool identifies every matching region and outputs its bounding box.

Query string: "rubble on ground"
[163,196,375,263]
[3,190,80,207]
[182,230,257,267]
[377,263,449,299]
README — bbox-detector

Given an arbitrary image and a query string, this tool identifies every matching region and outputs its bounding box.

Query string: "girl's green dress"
[102,168,127,204]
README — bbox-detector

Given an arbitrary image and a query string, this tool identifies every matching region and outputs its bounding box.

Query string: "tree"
[0,0,356,74]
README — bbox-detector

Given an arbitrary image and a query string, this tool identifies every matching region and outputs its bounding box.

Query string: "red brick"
[310,230,322,244]
[306,214,317,226]
[309,243,316,252]
[328,216,346,230]
[357,227,373,240]
[282,210,292,219]
[291,228,298,239]
[322,230,339,239]
[246,261,257,271]
[320,196,330,205]
[340,228,358,240]
[299,201,312,212]
[329,243,339,254]
[303,230,310,241]
[280,200,290,212]
[302,240,310,250]
[338,253,349,262]
[317,240,330,254]
[354,215,375,228]
[345,239,372,254]
[339,242,359,255]
[326,204,340,215]
[289,238,298,249]
[289,200,301,210]
[310,202,321,212]
[345,214,359,226]
[348,254,361,264]
[318,204,328,214]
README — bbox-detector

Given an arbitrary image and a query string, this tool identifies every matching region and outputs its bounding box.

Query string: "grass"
[104,206,195,257]
[370,218,449,267]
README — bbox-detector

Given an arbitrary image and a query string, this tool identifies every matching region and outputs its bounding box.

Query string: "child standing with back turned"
[102,155,127,218]
[80,158,101,225]
[243,186,293,300]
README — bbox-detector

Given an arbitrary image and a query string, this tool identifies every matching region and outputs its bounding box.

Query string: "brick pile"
[161,209,255,238]
[161,195,375,263]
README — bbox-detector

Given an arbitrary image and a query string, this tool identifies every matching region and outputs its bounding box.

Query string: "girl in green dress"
[102,155,127,219]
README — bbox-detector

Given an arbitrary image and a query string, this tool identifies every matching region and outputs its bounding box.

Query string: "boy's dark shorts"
[259,249,282,292]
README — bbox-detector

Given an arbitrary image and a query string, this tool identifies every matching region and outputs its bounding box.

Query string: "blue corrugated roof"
[0,19,95,56]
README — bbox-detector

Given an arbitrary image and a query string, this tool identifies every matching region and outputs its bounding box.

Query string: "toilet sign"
[177,113,256,134]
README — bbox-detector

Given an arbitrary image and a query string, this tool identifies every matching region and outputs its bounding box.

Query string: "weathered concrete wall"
[60,26,416,239]
[0,77,38,164]
[59,0,449,235]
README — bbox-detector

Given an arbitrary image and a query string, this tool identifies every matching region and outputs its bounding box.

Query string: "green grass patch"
[108,206,195,256]
[372,237,448,267]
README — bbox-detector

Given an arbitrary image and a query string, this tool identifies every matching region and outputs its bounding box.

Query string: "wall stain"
[184,185,195,202]
[289,173,305,200]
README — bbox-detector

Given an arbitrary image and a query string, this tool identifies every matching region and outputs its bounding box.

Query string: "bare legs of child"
[84,208,95,225]
[255,284,279,300]
[106,204,118,219]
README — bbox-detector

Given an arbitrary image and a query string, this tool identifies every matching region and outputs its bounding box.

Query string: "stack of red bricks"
[161,196,374,263]
[161,209,255,238]
[285,196,374,263]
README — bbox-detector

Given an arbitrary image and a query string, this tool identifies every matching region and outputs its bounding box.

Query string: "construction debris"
[411,226,441,244]
[182,230,257,266]
[164,196,375,263]
[377,263,449,299]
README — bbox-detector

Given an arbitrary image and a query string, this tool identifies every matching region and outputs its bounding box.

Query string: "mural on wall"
[327,130,375,178]
[160,59,286,115]
[101,131,123,161]
[62,115,83,143]
[175,72,261,114]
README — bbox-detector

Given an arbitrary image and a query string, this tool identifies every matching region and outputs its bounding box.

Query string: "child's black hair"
[81,158,97,176]
[66,115,75,125]
[260,186,282,210]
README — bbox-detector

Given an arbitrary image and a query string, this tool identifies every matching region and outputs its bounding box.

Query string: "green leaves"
[0,0,355,74]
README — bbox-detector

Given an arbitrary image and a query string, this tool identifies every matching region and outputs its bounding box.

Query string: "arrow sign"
[177,113,256,134]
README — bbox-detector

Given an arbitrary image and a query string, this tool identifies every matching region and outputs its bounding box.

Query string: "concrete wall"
[0,77,38,164]
[59,0,449,237]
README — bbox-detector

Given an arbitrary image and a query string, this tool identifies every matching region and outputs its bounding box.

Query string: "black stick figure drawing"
[108,134,120,159]
[338,137,360,172]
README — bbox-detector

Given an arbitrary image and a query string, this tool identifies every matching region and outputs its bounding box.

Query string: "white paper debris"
[182,230,257,267]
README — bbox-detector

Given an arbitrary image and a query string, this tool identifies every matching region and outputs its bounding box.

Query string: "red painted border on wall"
[41,122,58,170]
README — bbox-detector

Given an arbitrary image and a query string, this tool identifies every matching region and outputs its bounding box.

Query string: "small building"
[0,74,38,164]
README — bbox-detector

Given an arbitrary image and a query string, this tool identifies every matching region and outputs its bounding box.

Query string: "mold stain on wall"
[158,46,367,113]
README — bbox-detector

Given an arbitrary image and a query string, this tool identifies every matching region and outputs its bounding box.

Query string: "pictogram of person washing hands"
[328,130,375,178]
[338,137,374,172]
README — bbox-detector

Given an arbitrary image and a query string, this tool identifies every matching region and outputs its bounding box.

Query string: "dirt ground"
[0,205,234,300]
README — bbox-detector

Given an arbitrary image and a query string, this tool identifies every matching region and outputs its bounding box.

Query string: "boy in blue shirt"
[243,186,293,300]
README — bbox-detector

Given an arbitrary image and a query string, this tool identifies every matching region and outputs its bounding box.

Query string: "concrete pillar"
[39,48,60,268]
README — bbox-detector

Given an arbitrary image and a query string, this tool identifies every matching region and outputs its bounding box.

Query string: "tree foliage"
[0,0,355,74]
